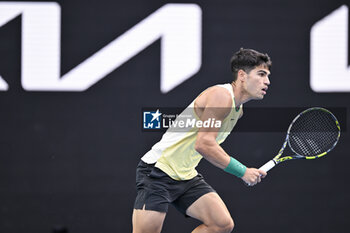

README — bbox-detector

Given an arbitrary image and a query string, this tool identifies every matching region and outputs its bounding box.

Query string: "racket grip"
[259,160,276,172]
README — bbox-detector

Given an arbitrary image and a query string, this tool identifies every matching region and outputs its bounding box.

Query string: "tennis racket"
[259,107,341,173]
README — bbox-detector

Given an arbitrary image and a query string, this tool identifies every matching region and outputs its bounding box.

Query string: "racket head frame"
[274,107,341,165]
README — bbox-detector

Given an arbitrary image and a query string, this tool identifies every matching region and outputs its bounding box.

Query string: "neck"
[231,82,252,107]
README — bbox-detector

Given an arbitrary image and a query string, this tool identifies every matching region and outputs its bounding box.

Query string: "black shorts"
[134,160,216,216]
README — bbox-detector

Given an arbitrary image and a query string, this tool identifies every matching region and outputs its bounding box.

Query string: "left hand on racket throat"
[241,168,267,186]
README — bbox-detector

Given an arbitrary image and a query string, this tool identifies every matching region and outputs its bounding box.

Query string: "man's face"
[243,65,271,100]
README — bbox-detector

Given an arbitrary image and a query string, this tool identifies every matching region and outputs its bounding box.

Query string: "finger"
[258,169,267,178]
[250,178,257,186]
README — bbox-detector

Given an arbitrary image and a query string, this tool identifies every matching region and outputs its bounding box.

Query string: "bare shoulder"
[194,85,233,120]
[198,85,232,108]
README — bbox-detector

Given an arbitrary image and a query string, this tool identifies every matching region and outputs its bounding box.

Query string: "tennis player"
[132,48,271,233]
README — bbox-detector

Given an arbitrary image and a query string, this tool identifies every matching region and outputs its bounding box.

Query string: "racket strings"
[288,109,339,157]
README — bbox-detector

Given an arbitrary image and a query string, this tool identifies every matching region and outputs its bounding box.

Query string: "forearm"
[195,139,247,178]
[195,139,232,169]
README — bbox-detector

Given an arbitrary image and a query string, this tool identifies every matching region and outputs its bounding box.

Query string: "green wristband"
[224,157,247,178]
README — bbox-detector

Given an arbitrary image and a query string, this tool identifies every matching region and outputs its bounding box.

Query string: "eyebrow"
[257,70,270,75]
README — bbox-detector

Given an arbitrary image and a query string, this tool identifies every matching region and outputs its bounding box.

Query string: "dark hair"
[230,48,272,81]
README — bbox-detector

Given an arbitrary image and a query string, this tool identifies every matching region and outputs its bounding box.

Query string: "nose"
[265,76,270,85]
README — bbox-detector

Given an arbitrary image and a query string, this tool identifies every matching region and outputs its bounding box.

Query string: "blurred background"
[0,0,349,232]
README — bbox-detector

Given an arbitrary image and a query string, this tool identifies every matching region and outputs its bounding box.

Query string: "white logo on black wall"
[310,5,350,92]
[1,2,348,93]
[0,2,201,93]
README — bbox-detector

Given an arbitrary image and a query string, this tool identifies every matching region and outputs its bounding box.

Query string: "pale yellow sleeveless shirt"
[141,83,243,180]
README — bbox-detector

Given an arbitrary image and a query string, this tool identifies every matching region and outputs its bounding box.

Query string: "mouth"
[261,87,268,95]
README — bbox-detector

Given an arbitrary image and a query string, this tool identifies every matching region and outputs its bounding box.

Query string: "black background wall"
[0,0,349,232]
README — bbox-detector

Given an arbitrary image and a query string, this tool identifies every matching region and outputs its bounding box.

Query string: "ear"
[237,69,247,82]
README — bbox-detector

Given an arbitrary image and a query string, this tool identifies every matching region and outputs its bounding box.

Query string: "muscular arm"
[194,87,266,185]
[194,87,232,169]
